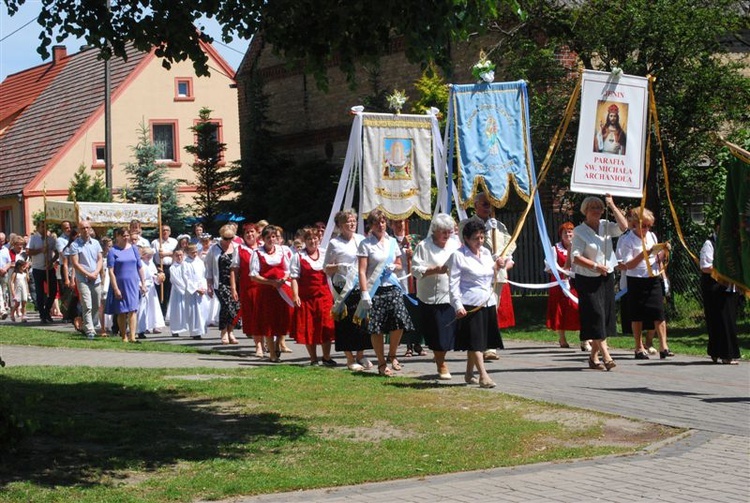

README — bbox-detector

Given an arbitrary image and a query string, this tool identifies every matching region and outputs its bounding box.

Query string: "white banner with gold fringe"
[361,113,434,220]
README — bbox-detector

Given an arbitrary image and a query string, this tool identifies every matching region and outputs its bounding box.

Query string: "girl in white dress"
[10,259,30,322]
[137,247,166,337]
[167,249,188,337]
[183,244,207,339]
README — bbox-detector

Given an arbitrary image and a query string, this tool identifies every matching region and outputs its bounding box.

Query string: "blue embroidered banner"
[451,81,532,208]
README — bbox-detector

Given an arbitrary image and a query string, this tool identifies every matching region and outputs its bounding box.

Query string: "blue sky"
[0,1,250,81]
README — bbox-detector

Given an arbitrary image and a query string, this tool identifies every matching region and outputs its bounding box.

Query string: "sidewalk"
[2,317,749,502]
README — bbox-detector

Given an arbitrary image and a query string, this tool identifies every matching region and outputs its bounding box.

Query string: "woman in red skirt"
[290,227,336,366]
[250,225,293,362]
[231,222,263,357]
[545,222,581,348]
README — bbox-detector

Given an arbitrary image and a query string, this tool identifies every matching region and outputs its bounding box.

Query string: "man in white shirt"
[27,220,59,323]
[152,224,178,316]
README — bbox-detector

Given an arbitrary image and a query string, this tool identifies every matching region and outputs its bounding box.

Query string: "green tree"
[68,164,110,202]
[122,122,186,234]
[3,0,518,88]
[185,107,233,234]
[490,0,748,300]
[227,70,291,222]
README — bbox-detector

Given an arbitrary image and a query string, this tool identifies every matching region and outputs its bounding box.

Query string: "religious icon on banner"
[571,70,648,199]
[593,101,628,156]
[382,138,413,180]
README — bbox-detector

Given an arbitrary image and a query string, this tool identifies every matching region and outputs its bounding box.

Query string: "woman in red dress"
[545,222,581,348]
[290,227,336,366]
[250,225,293,363]
[231,222,263,357]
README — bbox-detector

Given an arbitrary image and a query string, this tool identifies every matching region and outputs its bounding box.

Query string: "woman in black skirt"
[324,210,373,371]
[700,224,741,365]
[357,209,414,377]
[447,219,505,388]
[571,195,628,371]
[412,213,460,379]
[615,207,672,360]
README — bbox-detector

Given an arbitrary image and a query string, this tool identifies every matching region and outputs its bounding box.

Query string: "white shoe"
[646,346,658,355]
[357,357,373,370]
[347,363,364,372]
[581,342,592,352]
[483,350,499,360]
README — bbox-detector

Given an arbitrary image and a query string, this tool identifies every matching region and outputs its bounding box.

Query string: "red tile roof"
[0,45,149,198]
[0,56,68,132]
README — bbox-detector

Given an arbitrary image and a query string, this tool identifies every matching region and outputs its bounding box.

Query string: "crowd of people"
[0,192,743,376]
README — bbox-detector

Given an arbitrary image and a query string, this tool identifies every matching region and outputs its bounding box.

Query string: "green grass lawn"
[0,365,679,503]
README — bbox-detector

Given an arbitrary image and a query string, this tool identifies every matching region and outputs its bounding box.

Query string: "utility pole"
[104,0,113,198]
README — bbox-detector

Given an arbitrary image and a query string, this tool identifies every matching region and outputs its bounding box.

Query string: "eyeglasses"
[222,236,233,241]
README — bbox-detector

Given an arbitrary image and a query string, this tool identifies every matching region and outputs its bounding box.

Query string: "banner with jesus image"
[571,70,648,198]
[361,114,433,219]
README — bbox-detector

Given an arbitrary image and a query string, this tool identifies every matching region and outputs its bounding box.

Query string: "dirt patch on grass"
[315,420,420,442]
[522,406,680,448]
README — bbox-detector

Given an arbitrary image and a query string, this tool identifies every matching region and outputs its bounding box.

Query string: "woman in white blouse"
[323,210,373,371]
[412,213,460,380]
[357,209,414,377]
[571,195,628,371]
[616,207,672,360]
[447,219,506,388]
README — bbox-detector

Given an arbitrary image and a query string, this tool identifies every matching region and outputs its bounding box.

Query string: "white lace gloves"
[359,290,372,309]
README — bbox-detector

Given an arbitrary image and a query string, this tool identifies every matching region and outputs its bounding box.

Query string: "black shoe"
[172,333,180,337]
[191,335,202,340]
[634,351,650,360]
[137,333,147,339]
[660,349,674,359]
[321,358,338,367]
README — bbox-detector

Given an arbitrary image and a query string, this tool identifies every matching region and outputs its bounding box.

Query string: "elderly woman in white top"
[447,218,505,388]
[571,194,628,371]
[412,213,460,380]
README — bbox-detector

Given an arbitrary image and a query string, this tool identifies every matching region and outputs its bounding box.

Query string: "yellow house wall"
[24,53,239,226]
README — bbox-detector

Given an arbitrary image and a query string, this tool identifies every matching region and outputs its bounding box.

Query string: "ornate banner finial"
[386,90,408,114]
[472,51,495,83]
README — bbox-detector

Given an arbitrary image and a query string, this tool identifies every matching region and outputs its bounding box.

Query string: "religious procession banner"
[45,201,160,227]
[571,70,648,198]
[714,146,750,296]
[450,80,533,208]
[361,113,434,219]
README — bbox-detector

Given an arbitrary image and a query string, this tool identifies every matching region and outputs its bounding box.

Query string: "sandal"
[378,363,393,377]
[404,348,414,358]
[390,358,402,371]
[464,373,479,384]
[588,357,605,370]
[721,359,739,365]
